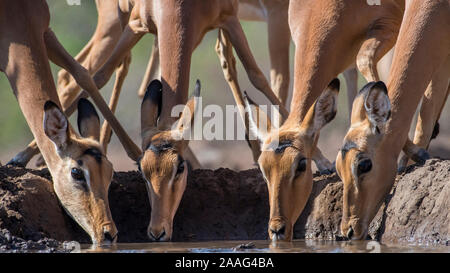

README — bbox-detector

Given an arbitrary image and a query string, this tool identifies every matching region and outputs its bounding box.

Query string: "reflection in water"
[81,240,449,253]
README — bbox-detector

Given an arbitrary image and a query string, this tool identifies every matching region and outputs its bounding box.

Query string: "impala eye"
[295,158,307,175]
[176,160,185,175]
[71,168,86,181]
[357,158,372,176]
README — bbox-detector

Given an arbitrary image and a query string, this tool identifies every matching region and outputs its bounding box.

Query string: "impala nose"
[269,224,286,241]
[149,229,166,241]
[104,232,114,242]
[347,227,354,240]
[102,224,118,244]
[271,225,286,236]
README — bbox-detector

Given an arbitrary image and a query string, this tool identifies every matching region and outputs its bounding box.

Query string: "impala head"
[245,79,340,241]
[138,79,200,242]
[336,81,394,240]
[43,99,117,245]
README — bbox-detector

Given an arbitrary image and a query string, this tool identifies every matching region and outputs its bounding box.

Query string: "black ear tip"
[373,81,388,93]
[194,79,201,97]
[143,79,163,102]
[244,91,255,105]
[77,97,90,107]
[329,78,340,91]
[149,79,163,90]
[78,98,95,111]
[77,98,99,120]
[44,100,59,111]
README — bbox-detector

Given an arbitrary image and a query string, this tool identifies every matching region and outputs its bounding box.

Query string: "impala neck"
[285,0,359,126]
[5,41,62,173]
[155,5,196,129]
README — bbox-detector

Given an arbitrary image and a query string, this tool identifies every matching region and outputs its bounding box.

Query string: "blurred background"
[0,1,448,171]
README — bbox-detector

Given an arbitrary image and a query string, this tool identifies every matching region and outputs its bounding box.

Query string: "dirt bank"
[0,159,448,251]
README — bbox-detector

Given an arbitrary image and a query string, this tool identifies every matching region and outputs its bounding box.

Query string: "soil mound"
[0,159,448,251]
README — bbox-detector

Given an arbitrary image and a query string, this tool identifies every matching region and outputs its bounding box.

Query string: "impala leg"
[183,146,202,170]
[7,140,39,167]
[138,37,160,98]
[267,7,291,107]
[222,17,289,119]
[99,53,132,153]
[57,38,93,103]
[93,24,145,91]
[311,134,335,175]
[413,62,450,150]
[8,89,90,167]
[399,61,450,170]
[216,29,261,163]
[356,31,397,82]
[57,8,124,111]
[10,14,120,167]
[43,29,142,161]
[343,67,358,119]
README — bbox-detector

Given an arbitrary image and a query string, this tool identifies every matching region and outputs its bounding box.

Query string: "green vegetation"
[0,0,366,163]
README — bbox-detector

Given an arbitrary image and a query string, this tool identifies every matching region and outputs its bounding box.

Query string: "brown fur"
[337,0,450,240]
[0,0,148,244]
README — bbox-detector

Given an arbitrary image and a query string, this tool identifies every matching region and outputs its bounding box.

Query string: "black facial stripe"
[340,141,358,159]
[136,156,143,173]
[147,142,173,154]
[275,140,293,154]
[143,80,163,118]
[177,154,184,164]
[83,148,103,163]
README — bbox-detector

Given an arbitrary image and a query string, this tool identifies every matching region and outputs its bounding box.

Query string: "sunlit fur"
[249,80,340,241]
[53,137,116,245]
[139,131,188,241]
[139,80,198,241]
[44,101,117,245]
[336,82,394,240]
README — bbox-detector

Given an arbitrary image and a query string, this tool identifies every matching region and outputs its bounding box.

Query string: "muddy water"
[81,240,449,253]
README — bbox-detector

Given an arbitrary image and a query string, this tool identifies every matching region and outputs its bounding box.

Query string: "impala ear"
[364,81,391,134]
[174,80,201,138]
[44,101,70,150]
[302,78,340,137]
[141,79,162,134]
[77,98,100,140]
[243,91,274,146]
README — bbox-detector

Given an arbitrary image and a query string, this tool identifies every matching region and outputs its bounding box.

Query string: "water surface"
[81,240,449,253]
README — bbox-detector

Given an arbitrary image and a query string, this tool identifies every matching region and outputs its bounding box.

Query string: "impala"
[336,0,449,240]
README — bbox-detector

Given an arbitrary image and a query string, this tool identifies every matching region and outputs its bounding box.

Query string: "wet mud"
[0,159,448,252]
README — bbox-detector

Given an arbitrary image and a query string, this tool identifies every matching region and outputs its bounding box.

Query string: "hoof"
[411,148,430,165]
[6,159,26,168]
[431,122,440,140]
[319,166,336,175]
[397,166,406,174]
[35,155,47,168]
[319,169,332,175]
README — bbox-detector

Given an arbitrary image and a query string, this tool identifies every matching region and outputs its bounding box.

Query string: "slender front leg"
[357,31,397,82]
[311,134,335,175]
[343,67,358,120]
[43,29,142,161]
[216,29,261,163]
[266,7,291,107]
[222,16,289,119]
[93,24,145,90]
[399,60,450,170]
[138,36,160,98]
[100,52,132,152]
[7,140,39,167]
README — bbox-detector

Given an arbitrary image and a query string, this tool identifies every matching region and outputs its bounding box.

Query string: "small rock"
[234,242,255,251]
